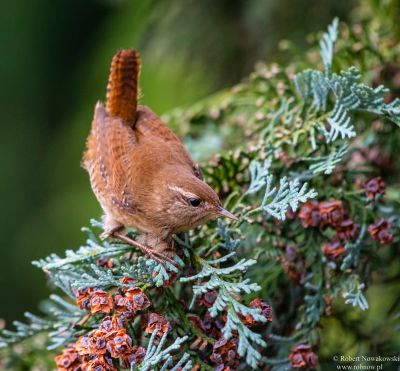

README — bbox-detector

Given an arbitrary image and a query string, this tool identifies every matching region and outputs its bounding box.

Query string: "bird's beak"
[218,207,240,221]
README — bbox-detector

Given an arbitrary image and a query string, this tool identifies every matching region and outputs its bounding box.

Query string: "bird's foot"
[112,231,178,267]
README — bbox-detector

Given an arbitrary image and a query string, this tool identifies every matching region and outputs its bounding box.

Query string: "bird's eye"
[188,198,201,207]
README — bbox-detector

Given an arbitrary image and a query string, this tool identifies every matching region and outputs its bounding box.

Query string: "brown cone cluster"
[368,219,393,245]
[298,200,360,261]
[115,288,150,318]
[363,177,386,199]
[76,288,113,315]
[188,294,272,369]
[321,241,346,260]
[56,270,274,371]
[54,345,82,371]
[210,336,240,371]
[55,277,166,370]
[243,298,273,327]
[57,313,148,370]
[299,200,348,230]
[143,312,171,337]
[288,344,319,369]
[278,245,307,284]
[196,291,218,308]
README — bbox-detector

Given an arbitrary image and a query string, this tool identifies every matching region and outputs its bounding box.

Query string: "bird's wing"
[84,103,137,212]
[135,106,203,180]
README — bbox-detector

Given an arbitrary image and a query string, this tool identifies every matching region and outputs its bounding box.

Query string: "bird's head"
[157,171,238,232]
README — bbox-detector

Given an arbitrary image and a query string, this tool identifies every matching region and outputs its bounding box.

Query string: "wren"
[83,49,237,264]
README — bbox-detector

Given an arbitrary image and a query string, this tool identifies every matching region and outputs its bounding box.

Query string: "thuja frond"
[0,314,53,349]
[295,20,400,145]
[5,225,184,351]
[320,17,338,74]
[181,252,255,281]
[380,99,400,126]
[34,225,182,295]
[50,269,84,298]
[197,279,262,312]
[217,219,240,251]
[257,173,317,221]
[302,281,325,328]
[43,258,151,295]
[340,224,367,271]
[138,331,190,371]
[246,160,317,220]
[306,144,349,174]
[223,310,267,367]
[181,252,266,368]
[123,256,181,288]
[44,295,85,350]
[343,283,369,311]
[162,353,192,371]
[64,262,155,292]
[294,70,329,111]
[326,103,356,142]
[261,176,317,220]
[56,265,121,292]
[152,262,175,287]
[32,236,132,270]
[246,159,271,195]
[0,294,84,350]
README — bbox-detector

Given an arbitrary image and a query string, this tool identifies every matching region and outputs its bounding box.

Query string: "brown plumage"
[106,49,140,125]
[83,49,237,263]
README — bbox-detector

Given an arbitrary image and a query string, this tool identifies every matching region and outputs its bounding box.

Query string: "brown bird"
[82,49,237,264]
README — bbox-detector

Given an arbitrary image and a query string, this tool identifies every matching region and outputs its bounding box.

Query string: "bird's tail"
[106,49,141,125]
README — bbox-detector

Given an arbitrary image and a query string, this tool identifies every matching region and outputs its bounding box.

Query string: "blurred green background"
[0,0,357,325]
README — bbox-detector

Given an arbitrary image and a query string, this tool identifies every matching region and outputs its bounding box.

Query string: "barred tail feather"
[106,49,141,125]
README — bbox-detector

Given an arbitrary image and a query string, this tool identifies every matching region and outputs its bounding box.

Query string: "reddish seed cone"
[368,219,393,244]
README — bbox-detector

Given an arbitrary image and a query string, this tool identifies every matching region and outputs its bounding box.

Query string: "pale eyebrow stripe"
[167,185,198,199]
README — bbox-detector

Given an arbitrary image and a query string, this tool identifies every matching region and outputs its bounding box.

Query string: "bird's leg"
[100,215,177,266]
[112,230,178,267]
[100,215,124,240]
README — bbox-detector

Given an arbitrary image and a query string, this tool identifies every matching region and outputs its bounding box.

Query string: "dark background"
[0,0,354,324]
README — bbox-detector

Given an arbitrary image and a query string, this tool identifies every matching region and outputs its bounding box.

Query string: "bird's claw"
[142,247,177,268]
[112,231,178,267]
